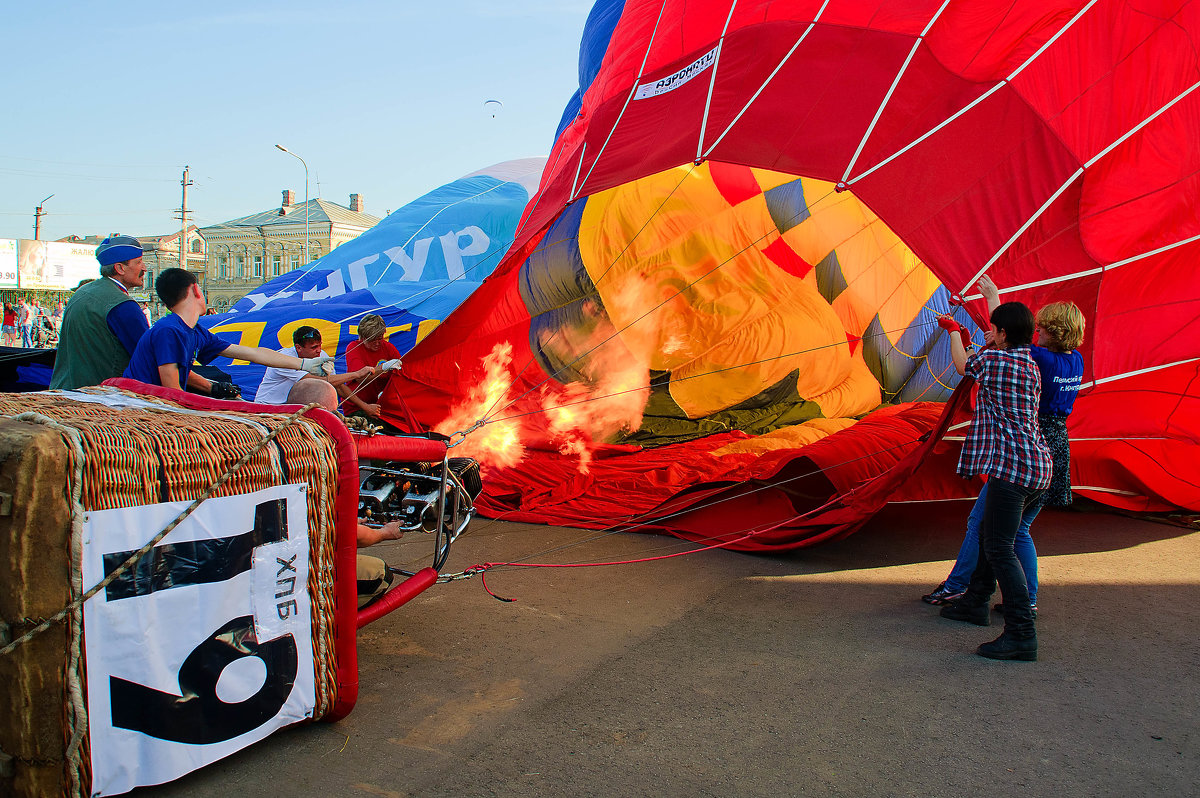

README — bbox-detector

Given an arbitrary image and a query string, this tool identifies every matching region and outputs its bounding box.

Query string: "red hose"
[356,568,438,628]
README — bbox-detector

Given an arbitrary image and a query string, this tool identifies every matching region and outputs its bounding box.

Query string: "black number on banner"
[109,615,298,745]
[103,499,289,601]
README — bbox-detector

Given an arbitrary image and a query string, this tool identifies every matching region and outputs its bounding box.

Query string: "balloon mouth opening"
[436,161,971,474]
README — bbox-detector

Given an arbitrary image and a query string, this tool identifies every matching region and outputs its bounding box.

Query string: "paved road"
[142,501,1199,797]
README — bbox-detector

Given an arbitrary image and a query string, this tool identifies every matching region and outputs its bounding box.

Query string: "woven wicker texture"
[0,388,343,797]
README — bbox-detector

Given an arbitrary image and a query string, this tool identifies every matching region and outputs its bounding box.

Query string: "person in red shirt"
[343,313,404,425]
[2,302,16,347]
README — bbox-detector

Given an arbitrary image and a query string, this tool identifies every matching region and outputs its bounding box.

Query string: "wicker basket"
[0,386,358,798]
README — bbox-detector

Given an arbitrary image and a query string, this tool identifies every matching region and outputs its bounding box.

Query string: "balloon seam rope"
[960,73,1200,295]
[0,402,322,658]
[841,0,951,182]
[848,0,1099,186]
[958,168,1083,293]
[703,0,830,159]
[696,0,740,162]
[1084,358,1200,389]
[574,0,670,200]
[516,143,571,240]
[960,228,1200,301]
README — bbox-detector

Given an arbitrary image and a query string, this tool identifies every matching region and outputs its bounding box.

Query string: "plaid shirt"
[957,346,1052,489]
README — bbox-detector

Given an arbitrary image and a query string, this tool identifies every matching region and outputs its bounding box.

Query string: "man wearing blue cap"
[50,234,150,390]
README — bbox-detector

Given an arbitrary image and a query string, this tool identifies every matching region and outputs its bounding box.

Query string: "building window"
[191,239,202,254]
[272,254,282,276]
[235,255,244,278]
[290,254,300,271]
[253,255,263,277]
[217,256,227,279]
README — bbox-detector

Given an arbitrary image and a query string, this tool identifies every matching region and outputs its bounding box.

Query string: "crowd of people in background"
[1,295,66,348]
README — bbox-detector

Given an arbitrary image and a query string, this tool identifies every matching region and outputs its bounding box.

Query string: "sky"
[0,1,594,241]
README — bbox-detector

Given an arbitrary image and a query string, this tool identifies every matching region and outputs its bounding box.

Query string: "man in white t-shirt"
[255,326,373,410]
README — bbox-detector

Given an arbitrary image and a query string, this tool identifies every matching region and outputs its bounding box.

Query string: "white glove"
[379,359,403,372]
[300,354,334,375]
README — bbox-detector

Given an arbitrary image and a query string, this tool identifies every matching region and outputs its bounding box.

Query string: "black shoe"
[993,602,1038,619]
[976,632,1037,661]
[939,599,990,626]
[922,582,965,605]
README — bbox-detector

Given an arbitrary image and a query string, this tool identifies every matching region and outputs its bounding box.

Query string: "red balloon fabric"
[389,0,1200,549]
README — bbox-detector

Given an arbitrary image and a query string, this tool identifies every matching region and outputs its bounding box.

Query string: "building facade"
[200,190,380,312]
[139,226,207,319]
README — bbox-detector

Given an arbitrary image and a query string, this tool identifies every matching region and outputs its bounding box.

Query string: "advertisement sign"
[17,239,98,290]
[82,484,316,796]
[0,239,17,289]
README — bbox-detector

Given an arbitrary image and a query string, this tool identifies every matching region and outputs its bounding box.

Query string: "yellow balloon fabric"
[577,163,881,421]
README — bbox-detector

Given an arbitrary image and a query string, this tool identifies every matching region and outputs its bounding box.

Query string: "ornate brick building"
[200,190,380,311]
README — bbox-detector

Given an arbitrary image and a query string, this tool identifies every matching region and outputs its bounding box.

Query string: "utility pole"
[176,166,193,270]
[33,194,54,240]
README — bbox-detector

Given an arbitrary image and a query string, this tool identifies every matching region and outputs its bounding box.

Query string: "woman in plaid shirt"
[938,300,1052,661]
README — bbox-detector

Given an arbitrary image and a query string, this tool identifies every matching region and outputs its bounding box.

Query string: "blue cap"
[96,235,143,266]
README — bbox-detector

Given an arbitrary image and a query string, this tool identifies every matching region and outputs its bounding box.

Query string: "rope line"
[440,431,926,583]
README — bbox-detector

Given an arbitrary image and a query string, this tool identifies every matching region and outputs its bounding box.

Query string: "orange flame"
[435,342,526,470]
[437,273,664,475]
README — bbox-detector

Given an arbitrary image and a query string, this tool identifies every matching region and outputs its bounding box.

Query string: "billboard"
[17,239,99,290]
[0,239,16,289]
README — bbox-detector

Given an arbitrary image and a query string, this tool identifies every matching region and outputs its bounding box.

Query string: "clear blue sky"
[0,1,593,240]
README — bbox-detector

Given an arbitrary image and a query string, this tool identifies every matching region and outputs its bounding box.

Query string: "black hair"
[292,325,322,345]
[155,267,197,308]
[990,301,1035,347]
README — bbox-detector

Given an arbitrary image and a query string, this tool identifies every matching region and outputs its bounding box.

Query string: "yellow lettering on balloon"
[276,319,342,355]
[209,321,268,365]
[349,322,412,340]
[415,318,440,344]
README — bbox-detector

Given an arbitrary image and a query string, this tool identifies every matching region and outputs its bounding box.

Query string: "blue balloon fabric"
[202,158,546,400]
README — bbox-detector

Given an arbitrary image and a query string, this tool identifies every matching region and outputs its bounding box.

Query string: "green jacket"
[50,279,142,390]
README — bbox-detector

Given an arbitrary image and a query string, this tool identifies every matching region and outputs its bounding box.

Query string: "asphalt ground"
[140,501,1199,798]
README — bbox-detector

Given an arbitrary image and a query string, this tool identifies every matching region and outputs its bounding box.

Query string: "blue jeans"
[945,480,1040,604]
[963,477,1043,639]
[20,323,32,348]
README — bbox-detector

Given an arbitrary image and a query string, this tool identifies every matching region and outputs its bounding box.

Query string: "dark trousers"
[965,477,1043,639]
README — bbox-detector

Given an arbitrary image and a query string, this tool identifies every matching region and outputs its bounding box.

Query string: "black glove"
[210,381,242,400]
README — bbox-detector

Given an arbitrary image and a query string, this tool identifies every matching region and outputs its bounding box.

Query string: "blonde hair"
[1036,301,1085,352]
[357,314,386,342]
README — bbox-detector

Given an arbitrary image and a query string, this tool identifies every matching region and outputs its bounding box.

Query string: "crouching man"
[124,268,333,394]
[255,325,374,412]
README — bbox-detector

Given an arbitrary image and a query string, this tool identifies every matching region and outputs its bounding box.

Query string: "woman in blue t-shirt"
[923,276,1086,612]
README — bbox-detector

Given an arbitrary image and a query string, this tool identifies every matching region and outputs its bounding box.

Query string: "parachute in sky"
[387,0,1200,549]
[202,158,546,397]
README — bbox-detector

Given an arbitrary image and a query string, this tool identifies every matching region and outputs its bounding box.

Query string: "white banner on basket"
[82,484,316,796]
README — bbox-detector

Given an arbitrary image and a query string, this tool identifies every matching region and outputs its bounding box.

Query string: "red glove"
[938,316,974,350]
[937,315,962,333]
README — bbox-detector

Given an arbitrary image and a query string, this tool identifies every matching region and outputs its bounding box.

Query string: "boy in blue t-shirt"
[124,268,332,396]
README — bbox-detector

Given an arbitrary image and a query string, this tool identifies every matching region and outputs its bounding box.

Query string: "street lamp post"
[274,144,309,266]
[34,194,54,240]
